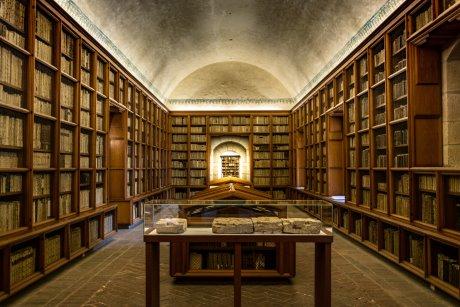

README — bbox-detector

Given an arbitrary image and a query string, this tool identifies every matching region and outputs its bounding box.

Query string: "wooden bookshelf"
[290,0,460,299]
[169,112,291,200]
[0,0,169,301]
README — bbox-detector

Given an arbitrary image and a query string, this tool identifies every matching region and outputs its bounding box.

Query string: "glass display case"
[144,200,333,237]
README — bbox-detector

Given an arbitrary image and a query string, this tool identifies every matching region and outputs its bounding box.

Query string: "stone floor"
[5,225,459,307]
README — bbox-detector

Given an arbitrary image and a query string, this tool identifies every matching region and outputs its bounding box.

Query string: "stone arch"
[442,39,460,167]
[210,136,250,181]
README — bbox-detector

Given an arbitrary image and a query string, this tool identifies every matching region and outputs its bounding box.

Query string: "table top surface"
[144,227,334,243]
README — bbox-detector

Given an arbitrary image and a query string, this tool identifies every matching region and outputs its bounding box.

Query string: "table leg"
[234,243,242,307]
[314,242,331,307]
[146,242,160,307]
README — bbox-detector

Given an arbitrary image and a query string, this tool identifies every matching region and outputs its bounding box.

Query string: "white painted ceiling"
[64,0,395,110]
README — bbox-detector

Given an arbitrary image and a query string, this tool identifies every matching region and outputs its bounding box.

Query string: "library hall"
[1,0,460,306]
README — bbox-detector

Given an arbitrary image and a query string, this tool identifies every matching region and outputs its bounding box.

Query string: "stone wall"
[442,39,460,167]
[210,136,250,181]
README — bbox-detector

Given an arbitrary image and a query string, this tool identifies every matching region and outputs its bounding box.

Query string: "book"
[0,113,23,147]
[0,200,21,233]
[10,245,36,285]
[61,30,75,76]
[104,213,114,234]
[70,226,82,253]
[44,234,61,266]
[35,10,53,64]
[0,45,24,107]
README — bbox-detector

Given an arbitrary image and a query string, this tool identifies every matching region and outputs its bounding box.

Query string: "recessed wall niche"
[210,136,250,181]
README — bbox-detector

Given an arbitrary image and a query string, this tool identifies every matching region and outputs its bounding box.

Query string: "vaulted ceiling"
[59,0,401,110]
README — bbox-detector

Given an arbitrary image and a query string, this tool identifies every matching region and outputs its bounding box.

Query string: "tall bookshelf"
[0,0,169,301]
[169,112,292,199]
[290,0,460,299]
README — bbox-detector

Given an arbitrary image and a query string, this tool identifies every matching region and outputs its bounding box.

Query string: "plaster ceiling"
[60,0,402,110]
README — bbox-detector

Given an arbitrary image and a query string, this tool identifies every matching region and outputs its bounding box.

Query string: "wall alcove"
[209,136,250,182]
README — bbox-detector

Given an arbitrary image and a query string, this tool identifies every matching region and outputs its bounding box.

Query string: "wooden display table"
[144,228,333,307]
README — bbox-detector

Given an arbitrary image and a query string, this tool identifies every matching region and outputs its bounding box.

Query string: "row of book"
[33,173,50,196]
[0,173,21,193]
[172,152,186,160]
[171,126,187,133]
[0,114,24,147]
[209,116,228,125]
[171,143,186,151]
[368,220,378,244]
[231,125,250,133]
[1,44,24,90]
[254,160,270,168]
[60,128,72,153]
[376,154,387,167]
[362,190,370,206]
[375,133,387,148]
[171,169,187,177]
[209,125,228,133]
[395,195,410,217]
[273,125,289,133]
[253,177,270,186]
[374,111,387,126]
[10,246,35,285]
[95,187,104,206]
[44,234,61,266]
[190,126,205,133]
[70,226,82,253]
[190,160,206,169]
[374,48,385,67]
[437,253,460,287]
[190,169,206,177]
[396,174,410,193]
[172,116,187,125]
[393,129,408,150]
[449,177,460,193]
[33,121,51,151]
[104,213,114,234]
[273,177,289,185]
[96,135,104,155]
[394,105,407,120]
[273,135,289,144]
[353,218,362,237]
[375,70,385,84]
[420,193,437,224]
[89,218,99,243]
[80,189,90,210]
[394,153,409,168]
[191,144,206,151]
[231,117,250,125]
[190,178,205,186]
[33,152,51,168]
[80,133,90,154]
[273,160,288,168]
[383,228,399,255]
[33,197,51,223]
[254,169,269,177]
[414,7,432,32]
[393,78,407,99]
[0,200,20,233]
[60,81,74,110]
[361,148,369,167]
[59,194,72,216]
[172,134,187,143]
[408,235,424,269]
[61,33,75,76]
[361,133,369,147]
[419,175,436,191]
[171,160,185,168]
[392,30,406,54]
[171,178,187,185]
[376,193,388,211]
[191,117,206,125]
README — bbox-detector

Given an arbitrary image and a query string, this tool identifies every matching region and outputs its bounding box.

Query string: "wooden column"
[314,242,331,307]
[146,242,160,307]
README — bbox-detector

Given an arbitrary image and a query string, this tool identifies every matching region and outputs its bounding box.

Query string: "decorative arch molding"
[210,137,250,181]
